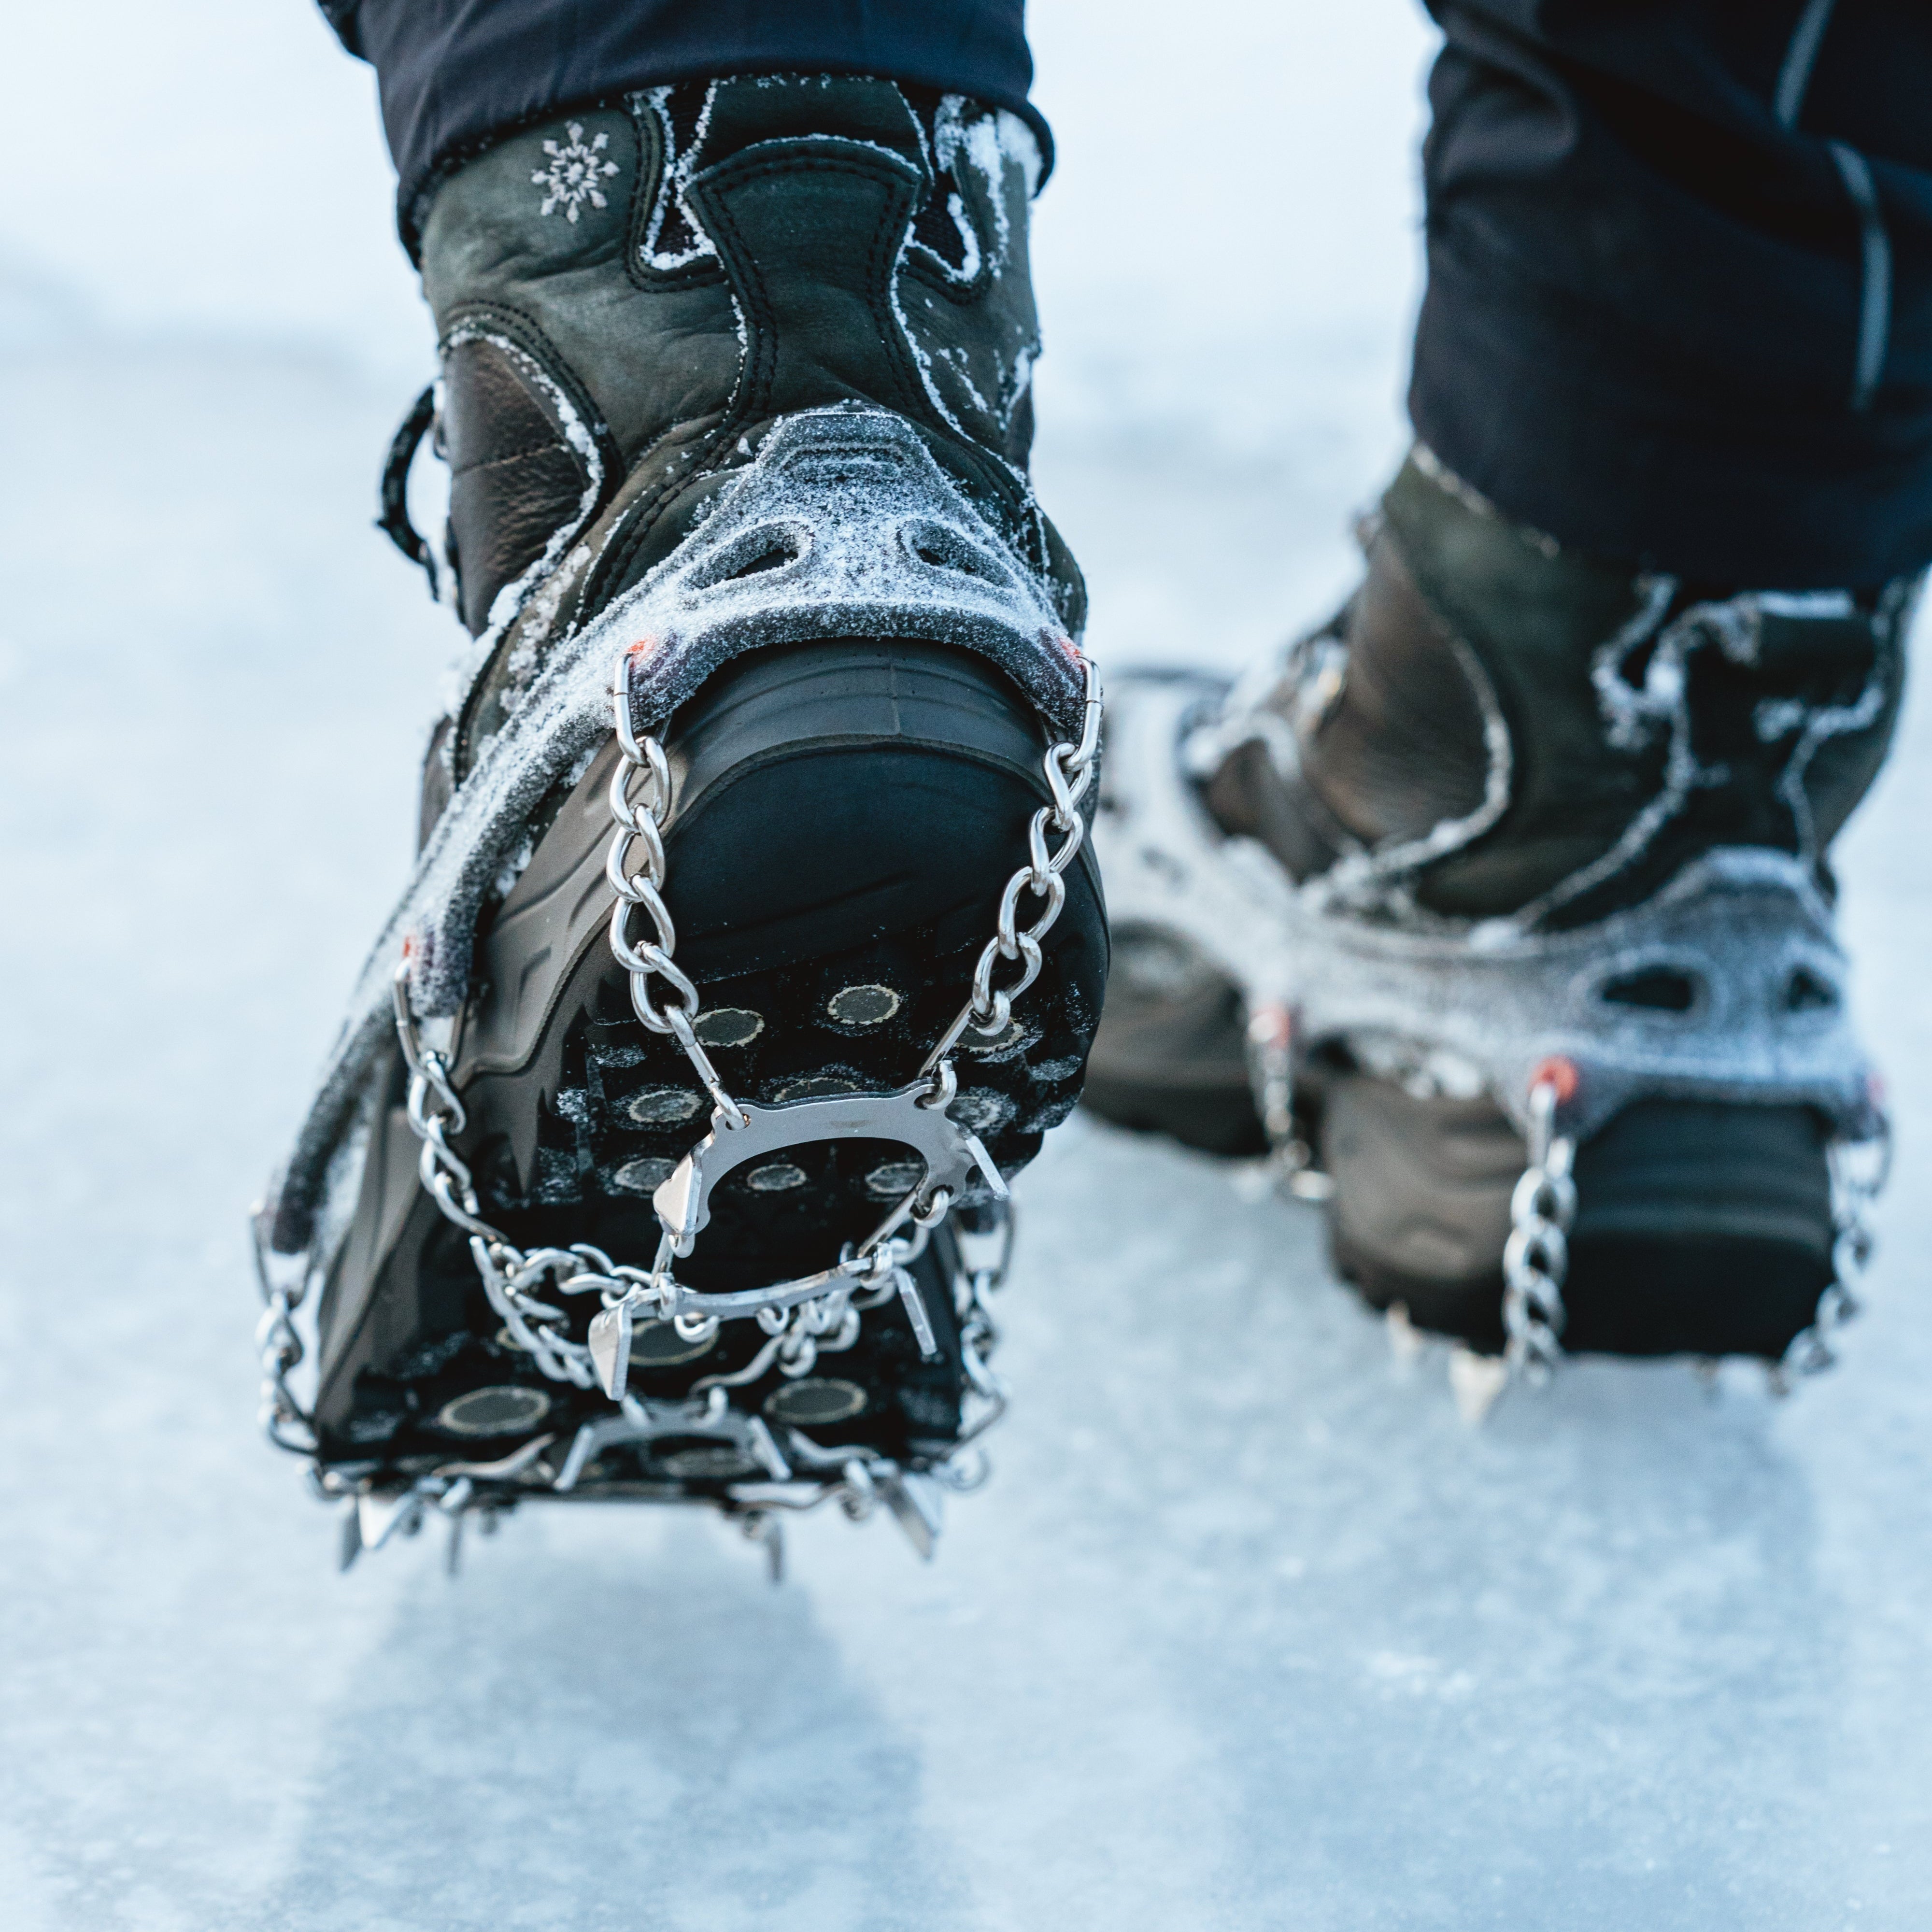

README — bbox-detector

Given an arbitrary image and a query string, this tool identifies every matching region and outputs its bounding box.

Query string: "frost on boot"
[1091,448,1911,1370]
[258,80,1106,1555]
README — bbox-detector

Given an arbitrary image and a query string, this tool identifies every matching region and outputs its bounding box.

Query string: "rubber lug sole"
[1081,961,1266,1158]
[312,637,1106,1479]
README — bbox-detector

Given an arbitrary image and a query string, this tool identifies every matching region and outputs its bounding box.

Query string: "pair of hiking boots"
[256,79,1906,1560]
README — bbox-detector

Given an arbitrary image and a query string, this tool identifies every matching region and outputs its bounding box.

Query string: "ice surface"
[4,6,1932,1929]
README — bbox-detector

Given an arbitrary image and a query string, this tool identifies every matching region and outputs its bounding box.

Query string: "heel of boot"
[665,635,1097,977]
[1320,1078,1837,1360]
[1080,934,1266,1157]
[1564,1101,1834,1359]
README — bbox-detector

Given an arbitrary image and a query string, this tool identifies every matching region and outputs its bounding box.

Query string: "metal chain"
[1242,999,1333,1201]
[390,966,607,1384]
[1795,1115,1891,1373]
[322,1207,1019,1569]
[1502,1071,1576,1383]
[920,652,1103,1076]
[275,639,1095,1492]
[367,638,1098,1439]
[252,1210,317,1454]
[604,641,743,1125]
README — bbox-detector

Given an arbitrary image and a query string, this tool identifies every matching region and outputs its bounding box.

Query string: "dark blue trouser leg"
[1411,0,1932,586]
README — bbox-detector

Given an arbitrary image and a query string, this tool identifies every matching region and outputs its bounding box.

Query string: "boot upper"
[1212,448,1915,931]
[412,78,1081,785]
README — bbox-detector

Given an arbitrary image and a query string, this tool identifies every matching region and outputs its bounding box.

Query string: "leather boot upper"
[1210,450,1915,929]
[413,78,1081,784]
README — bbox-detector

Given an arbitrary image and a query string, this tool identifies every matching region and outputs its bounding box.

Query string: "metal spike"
[356,1487,421,1553]
[746,1415,792,1481]
[1385,1301,1423,1368]
[743,1511,784,1585]
[338,1503,362,1573]
[588,1303,633,1400]
[1447,1346,1509,1427]
[444,1511,465,1578]
[882,1471,943,1560]
[897,1273,940,1361]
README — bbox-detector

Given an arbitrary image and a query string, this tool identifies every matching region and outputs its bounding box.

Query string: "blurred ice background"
[1,4,1928,1927]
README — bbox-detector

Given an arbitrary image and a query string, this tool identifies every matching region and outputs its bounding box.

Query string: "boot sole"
[313,638,1107,1478]
[1321,1077,1836,1360]
[1081,962,1267,1158]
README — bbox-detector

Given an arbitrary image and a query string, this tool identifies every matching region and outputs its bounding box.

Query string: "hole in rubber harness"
[1599,967,1699,1013]
[1784,966,1838,1012]
[901,519,1011,586]
[686,522,808,592]
[719,544,796,582]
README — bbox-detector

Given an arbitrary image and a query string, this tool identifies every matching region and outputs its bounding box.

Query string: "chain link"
[1502,1073,1576,1383]
[605,647,743,1121]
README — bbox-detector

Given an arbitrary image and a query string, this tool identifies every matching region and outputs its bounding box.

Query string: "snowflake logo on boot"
[532,124,619,223]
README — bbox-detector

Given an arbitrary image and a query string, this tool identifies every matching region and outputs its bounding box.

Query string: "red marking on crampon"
[1529,1055,1580,1104]
[626,636,659,663]
[1246,1002,1292,1051]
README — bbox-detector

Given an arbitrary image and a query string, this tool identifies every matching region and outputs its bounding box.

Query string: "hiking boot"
[1089,449,1908,1377]
[256,80,1106,1556]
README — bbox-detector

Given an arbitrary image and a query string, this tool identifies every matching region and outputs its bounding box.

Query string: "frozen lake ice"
[3,6,1930,1927]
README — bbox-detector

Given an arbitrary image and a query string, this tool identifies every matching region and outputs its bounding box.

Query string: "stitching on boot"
[627,84,724,280]
[1770,577,1916,857]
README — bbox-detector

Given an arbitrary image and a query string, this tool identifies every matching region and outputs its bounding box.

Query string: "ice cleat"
[254,81,1106,1561]
[1089,449,1910,1382]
